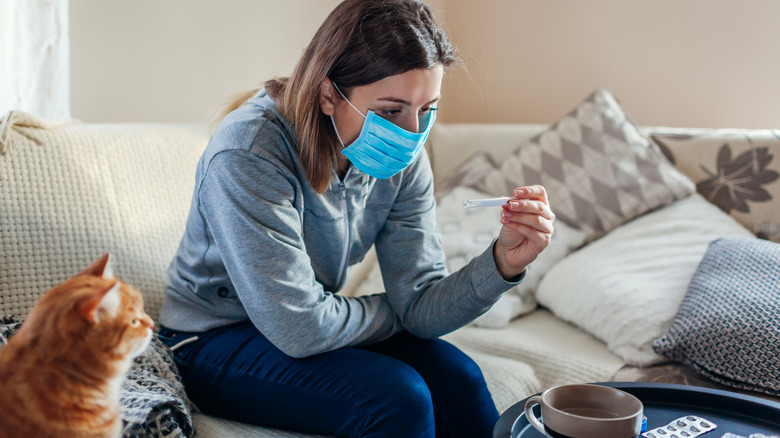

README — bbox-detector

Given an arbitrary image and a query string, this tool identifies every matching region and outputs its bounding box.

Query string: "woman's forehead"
[356,66,444,104]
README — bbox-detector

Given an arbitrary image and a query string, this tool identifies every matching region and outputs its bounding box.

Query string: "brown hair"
[222,0,458,193]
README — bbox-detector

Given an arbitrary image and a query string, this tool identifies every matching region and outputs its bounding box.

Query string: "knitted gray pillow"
[653,237,780,396]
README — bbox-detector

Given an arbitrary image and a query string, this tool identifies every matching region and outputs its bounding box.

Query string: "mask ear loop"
[330,115,347,149]
[329,81,366,148]
[332,82,366,118]
[330,82,374,207]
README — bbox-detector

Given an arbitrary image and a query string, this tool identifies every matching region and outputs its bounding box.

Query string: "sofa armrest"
[0,112,211,320]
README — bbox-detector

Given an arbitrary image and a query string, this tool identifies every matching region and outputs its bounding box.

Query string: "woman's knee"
[361,363,435,436]
[389,367,432,407]
[448,353,488,390]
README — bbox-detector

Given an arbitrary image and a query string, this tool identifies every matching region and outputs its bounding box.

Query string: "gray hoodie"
[159,90,522,358]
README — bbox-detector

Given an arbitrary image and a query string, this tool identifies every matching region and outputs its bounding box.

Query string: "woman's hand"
[494,185,555,280]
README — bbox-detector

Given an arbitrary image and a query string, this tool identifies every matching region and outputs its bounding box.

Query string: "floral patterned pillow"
[650,129,780,242]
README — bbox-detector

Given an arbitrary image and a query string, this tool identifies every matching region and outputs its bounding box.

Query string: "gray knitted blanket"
[0,315,195,438]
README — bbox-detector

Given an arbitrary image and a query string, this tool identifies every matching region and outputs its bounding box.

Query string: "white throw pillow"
[437,187,588,328]
[535,193,755,366]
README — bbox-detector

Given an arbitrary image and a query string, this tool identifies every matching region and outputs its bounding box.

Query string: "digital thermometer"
[463,197,511,208]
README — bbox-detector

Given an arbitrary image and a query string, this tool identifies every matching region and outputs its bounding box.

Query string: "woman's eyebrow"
[377,96,441,105]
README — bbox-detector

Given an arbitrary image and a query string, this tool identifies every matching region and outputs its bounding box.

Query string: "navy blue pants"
[159,322,498,437]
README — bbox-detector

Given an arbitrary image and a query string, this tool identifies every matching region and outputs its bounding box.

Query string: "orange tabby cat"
[0,254,154,438]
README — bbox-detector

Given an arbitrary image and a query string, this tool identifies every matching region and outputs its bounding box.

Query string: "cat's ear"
[78,282,121,324]
[80,253,114,280]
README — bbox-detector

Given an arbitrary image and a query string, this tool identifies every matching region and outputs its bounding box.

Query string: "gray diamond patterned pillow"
[449,87,695,242]
[653,237,780,396]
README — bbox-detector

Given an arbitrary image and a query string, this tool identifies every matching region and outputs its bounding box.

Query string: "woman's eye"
[380,109,400,117]
[419,107,432,115]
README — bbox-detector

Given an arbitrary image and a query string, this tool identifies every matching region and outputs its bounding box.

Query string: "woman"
[158,0,554,436]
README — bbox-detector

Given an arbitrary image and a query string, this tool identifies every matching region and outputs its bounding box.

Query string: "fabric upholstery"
[650,127,780,243]
[536,194,754,366]
[653,237,780,396]
[0,112,210,321]
[433,88,696,243]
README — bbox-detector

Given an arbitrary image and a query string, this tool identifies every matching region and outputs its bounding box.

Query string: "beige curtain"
[0,0,70,120]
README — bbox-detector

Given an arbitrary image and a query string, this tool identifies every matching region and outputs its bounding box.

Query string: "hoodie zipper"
[334,168,352,291]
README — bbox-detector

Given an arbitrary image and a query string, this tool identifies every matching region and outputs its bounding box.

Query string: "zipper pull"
[339,181,346,200]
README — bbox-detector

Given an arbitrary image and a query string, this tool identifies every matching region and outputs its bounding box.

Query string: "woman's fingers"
[513,185,550,204]
[501,185,555,231]
[500,210,555,235]
[500,221,553,250]
[503,199,555,221]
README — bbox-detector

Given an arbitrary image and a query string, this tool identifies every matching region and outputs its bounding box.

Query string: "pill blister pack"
[642,416,716,438]
[721,434,780,438]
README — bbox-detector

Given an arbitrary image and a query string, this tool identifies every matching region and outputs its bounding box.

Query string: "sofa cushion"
[536,194,755,366]
[653,237,780,396]
[435,186,588,328]
[443,309,626,407]
[0,112,210,320]
[435,87,696,244]
[649,128,780,243]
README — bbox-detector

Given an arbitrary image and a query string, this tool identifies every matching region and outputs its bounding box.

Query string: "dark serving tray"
[494,382,780,438]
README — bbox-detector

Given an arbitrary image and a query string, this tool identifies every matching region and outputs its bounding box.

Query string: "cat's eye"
[130,318,140,327]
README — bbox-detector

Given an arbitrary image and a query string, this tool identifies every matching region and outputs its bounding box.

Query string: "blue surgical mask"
[330,83,436,180]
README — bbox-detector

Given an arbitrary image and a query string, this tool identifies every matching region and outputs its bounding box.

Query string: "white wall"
[439,0,780,128]
[70,0,780,128]
[70,0,340,123]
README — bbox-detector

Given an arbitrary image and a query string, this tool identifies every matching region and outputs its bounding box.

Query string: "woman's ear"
[319,78,337,116]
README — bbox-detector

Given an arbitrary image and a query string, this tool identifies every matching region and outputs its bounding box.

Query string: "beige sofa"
[1,94,778,437]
